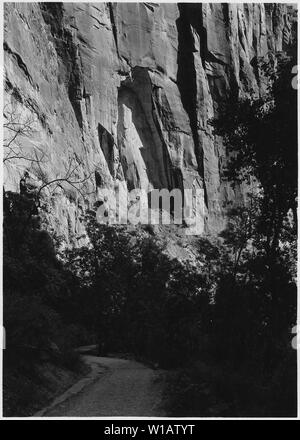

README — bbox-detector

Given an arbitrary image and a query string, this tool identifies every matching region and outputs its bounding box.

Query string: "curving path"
[36,354,166,417]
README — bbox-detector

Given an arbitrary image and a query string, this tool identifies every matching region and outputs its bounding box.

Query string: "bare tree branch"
[3,103,95,203]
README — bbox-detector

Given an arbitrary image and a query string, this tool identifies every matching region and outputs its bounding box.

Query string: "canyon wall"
[3,2,295,246]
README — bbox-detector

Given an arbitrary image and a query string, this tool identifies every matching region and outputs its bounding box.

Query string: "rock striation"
[3,2,295,246]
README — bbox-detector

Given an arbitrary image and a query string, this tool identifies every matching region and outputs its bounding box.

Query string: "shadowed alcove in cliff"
[117,68,173,192]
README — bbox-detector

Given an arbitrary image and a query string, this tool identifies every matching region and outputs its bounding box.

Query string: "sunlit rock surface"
[3,3,294,246]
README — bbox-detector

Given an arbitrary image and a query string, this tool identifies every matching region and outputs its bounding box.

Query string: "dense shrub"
[66,217,211,367]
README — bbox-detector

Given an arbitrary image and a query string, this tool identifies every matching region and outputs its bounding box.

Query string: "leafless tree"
[3,102,46,165]
[35,153,95,201]
[3,102,96,201]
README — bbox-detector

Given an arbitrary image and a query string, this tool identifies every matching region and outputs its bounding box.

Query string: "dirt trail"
[36,355,166,417]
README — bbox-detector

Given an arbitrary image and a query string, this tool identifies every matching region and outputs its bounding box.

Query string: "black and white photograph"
[1,1,298,419]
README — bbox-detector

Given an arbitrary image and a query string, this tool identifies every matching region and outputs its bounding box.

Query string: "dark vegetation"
[3,192,90,416]
[3,50,297,416]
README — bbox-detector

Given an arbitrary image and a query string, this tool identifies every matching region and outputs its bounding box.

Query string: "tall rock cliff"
[3,2,295,246]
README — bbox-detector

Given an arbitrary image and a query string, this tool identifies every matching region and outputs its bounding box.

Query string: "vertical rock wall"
[3,2,295,245]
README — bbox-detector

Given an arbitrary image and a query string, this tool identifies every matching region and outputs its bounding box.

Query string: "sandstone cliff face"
[3,3,294,246]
